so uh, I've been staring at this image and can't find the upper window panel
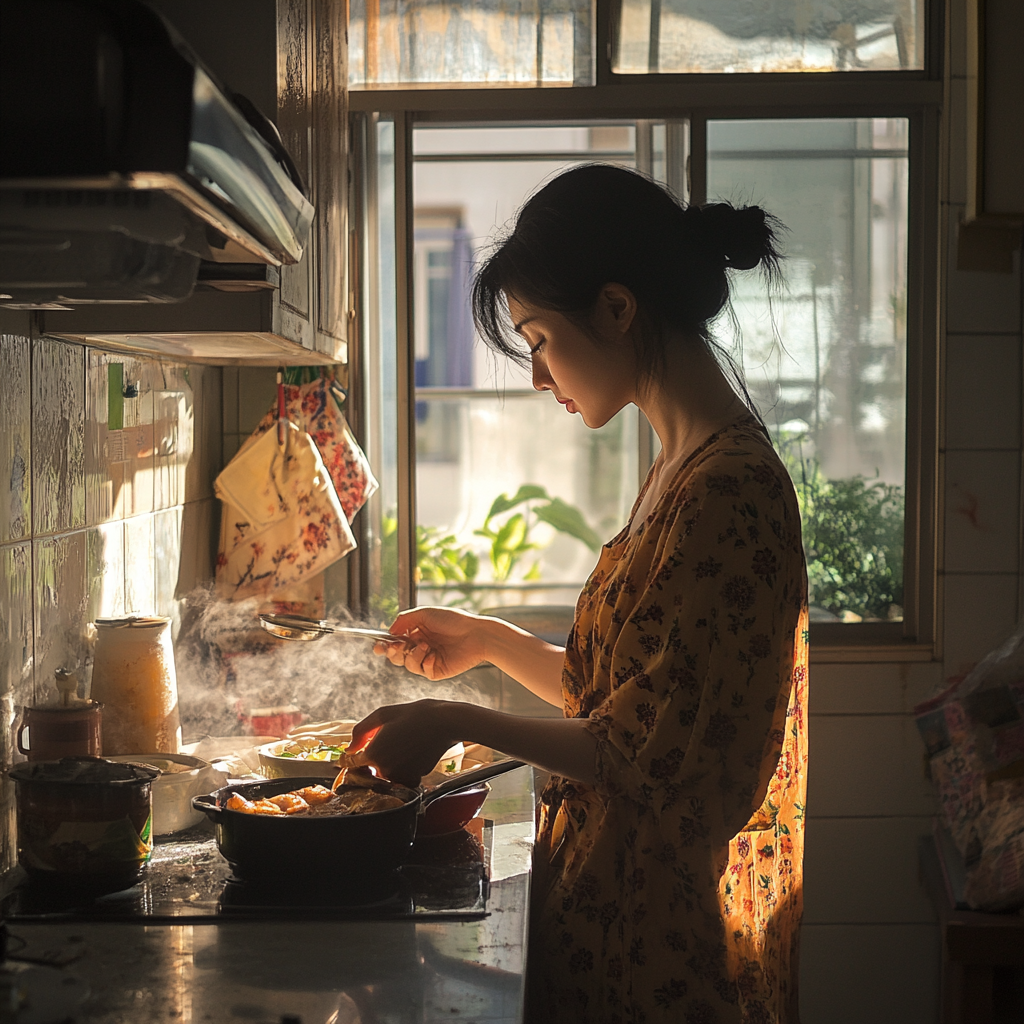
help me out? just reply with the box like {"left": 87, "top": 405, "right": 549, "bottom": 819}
{"left": 613, "top": 0, "right": 924, "bottom": 74}
{"left": 349, "top": 0, "right": 595, "bottom": 89}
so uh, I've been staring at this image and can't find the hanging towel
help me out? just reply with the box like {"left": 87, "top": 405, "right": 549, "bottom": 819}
{"left": 243, "top": 378, "right": 377, "bottom": 523}
{"left": 215, "top": 420, "right": 355, "bottom": 600}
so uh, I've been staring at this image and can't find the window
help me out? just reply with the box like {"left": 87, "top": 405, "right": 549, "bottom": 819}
{"left": 614, "top": 0, "right": 926, "bottom": 74}
{"left": 348, "top": 1, "right": 940, "bottom": 650}
{"left": 412, "top": 124, "right": 641, "bottom": 612}
{"left": 349, "top": 0, "right": 595, "bottom": 88}
{"left": 709, "top": 118, "right": 910, "bottom": 624}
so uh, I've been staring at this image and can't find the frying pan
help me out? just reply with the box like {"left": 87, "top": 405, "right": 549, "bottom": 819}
{"left": 258, "top": 613, "right": 410, "bottom": 644}
{"left": 191, "top": 759, "right": 525, "bottom": 881}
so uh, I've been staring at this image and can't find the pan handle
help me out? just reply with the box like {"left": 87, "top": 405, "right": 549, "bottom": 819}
{"left": 422, "top": 758, "right": 527, "bottom": 807}
{"left": 191, "top": 793, "right": 222, "bottom": 820}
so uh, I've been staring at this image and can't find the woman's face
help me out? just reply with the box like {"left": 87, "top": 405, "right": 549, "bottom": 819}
{"left": 508, "top": 288, "right": 638, "bottom": 429}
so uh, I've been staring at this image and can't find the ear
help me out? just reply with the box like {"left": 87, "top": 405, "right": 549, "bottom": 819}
{"left": 600, "top": 283, "right": 638, "bottom": 338}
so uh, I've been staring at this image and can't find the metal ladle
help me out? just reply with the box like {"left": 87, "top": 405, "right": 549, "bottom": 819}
{"left": 259, "top": 613, "right": 411, "bottom": 645}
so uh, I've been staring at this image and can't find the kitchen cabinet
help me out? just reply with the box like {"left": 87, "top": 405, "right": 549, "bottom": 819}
{"left": 40, "top": 0, "right": 350, "bottom": 366}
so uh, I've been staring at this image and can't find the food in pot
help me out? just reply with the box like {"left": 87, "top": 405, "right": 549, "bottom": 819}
{"left": 223, "top": 776, "right": 417, "bottom": 818}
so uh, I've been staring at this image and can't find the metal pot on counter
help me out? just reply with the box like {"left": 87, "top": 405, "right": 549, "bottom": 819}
{"left": 8, "top": 756, "right": 159, "bottom": 891}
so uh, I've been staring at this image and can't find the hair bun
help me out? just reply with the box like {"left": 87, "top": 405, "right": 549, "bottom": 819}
{"left": 696, "top": 203, "right": 777, "bottom": 271}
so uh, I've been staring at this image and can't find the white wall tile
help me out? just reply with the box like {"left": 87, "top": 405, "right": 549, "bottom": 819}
{"left": 0, "top": 542, "right": 33, "bottom": 709}
{"left": 222, "top": 433, "right": 243, "bottom": 464}
{"left": 808, "top": 662, "right": 943, "bottom": 715}
{"left": 123, "top": 514, "right": 156, "bottom": 615}
{"left": 945, "top": 206, "right": 1022, "bottom": 334}
{"left": 155, "top": 507, "right": 183, "bottom": 630}
{"left": 942, "top": 572, "right": 1020, "bottom": 676}
{"left": 177, "top": 499, "right": 217, "bottom": 598}
{"left": 86, "top": 522, "right": 125, "bottom": 622}
{"left": 943, "top": 450, "right": 1021, "bottom": 573}
{"left": 803, "top": 816, "right": 936, "bottom": 924}
{"left": 84, "top": 350, "right": 155, "bottom": 525}
{"left": 32, "top": 339, "right": 85, "bottom": 536}
{"left": 221, "top": 366, "right": 239, "bottom": 435}
{"left": 237, "top": 367, "right": 277, "bottom": 434}
{"left": 800, "top": 924, "right": 940, "bottom": 1024}
{"left": 0, "top": 334, "right": 31, "bottom": 544}
{"left": 945, "top": 333, "right": 1022, "bottom": 450}
{"left": 33, "top": 531, "right": 88, "bottom": 701}
{"left": 153, "top": 383, "right": 189, "bottom": 511}
{"left": 184, "top": 364, "right": 222, "bottom": 503}
{"left": 807, "top": 715, "right": 936, "bottom": 817}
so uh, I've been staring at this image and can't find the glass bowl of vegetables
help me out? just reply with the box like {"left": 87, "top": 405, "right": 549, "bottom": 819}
{"left": 257, "top": 733, "right": 466, "bottom": 780}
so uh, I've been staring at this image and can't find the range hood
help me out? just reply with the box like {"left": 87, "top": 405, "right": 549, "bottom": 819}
{"left": 0, "top": 0, "right": 315, "bottom": 309}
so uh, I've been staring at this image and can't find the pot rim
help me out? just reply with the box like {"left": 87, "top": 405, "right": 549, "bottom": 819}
{"left": 8, "top": 756, "right": 159, "bottom": 786}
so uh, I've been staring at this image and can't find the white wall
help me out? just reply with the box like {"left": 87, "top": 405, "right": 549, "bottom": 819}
{"left": 799, "top": 2, "right": 1023, "bottom": 1019}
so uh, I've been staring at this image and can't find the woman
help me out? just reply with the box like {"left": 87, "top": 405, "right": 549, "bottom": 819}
{"left": 355, "top": 164, "right": 809, "bottom": 1024}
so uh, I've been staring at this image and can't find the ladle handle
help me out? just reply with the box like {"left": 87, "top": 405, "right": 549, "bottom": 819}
{"left": 423, "top": 758, "right": 527, "bottom": 805}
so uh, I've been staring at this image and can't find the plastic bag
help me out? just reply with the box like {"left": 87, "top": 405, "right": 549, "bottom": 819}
{"left": 915, "top": 621, "right": 1024, "bottom": 911}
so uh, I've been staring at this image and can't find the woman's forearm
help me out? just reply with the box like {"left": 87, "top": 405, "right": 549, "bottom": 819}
{"left": 479, "top": 617, "right": 566, "bottom": 707}
{"left": 444, "top": 701, "right": 597, "bottom": 786}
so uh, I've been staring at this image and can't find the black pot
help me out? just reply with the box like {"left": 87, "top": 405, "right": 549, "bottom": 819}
{"left": 8, "top": 756, "right": 159, "bottom": 892}
{"left": 192, "top": 759, "right": 524, "bottom": 882}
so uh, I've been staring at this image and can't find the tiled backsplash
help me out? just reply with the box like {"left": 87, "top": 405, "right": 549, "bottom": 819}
{"left": 0, "top": 314, "right": 222, "bottom": 872}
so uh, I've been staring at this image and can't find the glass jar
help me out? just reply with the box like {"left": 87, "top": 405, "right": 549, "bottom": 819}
{"left": 89, "top": 616, "right": 182, "bottom": 754}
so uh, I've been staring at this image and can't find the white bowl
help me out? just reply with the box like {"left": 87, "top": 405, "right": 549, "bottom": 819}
{"left": 105, "top": 753, "right": 227, "bottom": 834}
{"left": 257, "top": 736, "right": 465, "bottom": 780}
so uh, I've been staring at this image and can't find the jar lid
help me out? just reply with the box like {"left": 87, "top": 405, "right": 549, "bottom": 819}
{"left": 94, "top": 616, "right": 170, "bottom": 630}
{"left": 8, "top": 756, "right": 159, "bottom": 785}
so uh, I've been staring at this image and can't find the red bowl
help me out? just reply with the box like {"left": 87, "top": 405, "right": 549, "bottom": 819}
{"left": 418, "top": 782, "right": 489, "bottom": 837}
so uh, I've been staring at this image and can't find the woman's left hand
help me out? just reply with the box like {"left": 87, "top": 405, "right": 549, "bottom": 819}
{"left": 350, "top": 699, "right": 457, "bottom": 787}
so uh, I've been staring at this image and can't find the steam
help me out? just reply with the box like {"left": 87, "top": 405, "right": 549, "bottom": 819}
{"left": 172, "top": 587, "right": 493, "bottom": 743}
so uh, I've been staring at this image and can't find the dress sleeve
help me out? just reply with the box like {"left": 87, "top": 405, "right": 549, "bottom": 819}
{"left": 584, "top": 455, "right": 804, "bottom": 841}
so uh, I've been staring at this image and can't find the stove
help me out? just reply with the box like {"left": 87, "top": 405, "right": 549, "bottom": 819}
{"left": 1, "top": 819, "right": 491, "bottom": 923}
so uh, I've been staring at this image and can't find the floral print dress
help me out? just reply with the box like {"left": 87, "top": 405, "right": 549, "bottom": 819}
{"left": 528, "top": 418, "right": 809, "bottom": 1024}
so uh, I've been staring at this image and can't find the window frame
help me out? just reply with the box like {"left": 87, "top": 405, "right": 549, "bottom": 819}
{"left": 346, "top": 1, "right": 942, "bottom": 659}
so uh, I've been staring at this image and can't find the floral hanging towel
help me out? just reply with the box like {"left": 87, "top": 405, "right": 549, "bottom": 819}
{"left": 245, "top": 378, "right": 377, "bottom": 523}
{"left": 215, "top": 421, "right": 356, "bottom": 600}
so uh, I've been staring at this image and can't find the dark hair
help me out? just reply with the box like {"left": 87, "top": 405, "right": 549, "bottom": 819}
{"left": 472, "top": 163, "right": 783, "bottom": 421}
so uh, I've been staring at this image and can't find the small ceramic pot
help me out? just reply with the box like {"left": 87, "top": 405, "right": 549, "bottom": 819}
{"left": 16, "top": 702, "right": 103, "bottom": 761}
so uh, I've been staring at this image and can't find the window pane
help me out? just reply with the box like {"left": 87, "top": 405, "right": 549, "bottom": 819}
{"left": 708, "top": 118, "right": 909, "bottom": 623}
{"left": 360, "top": 117, "right": 401, "bottom": 622}
{"left": 350, "top": 0, "right": 594, "bottom": 89}
{"left": 615, "top": 1, "right": 924, "bottom": 73}
{"left": 412, "top": 124, "right": 642, "bottom": 611}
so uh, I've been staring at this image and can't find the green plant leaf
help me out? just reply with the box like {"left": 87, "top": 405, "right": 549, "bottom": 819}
{"left": 487, "top": 484, "right": 549, "bottom": 519}
{"left": 494, "top": 513, "right": 528, "bottom": 554}
{"left": 534, "top": 498, "right": 602, "bottom": 551}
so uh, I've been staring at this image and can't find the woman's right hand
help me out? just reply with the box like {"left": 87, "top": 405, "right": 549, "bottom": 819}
{"left": 374, "top": 606, "right": 492, "bottom": 680}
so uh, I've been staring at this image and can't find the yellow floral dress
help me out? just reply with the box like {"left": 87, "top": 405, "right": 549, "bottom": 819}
{"left": 528, "top": 418, "right": 809, "bottom": 1024}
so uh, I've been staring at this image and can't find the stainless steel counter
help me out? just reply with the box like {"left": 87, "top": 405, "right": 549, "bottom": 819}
{"left": 4, "top": 766, "right": 535, "bottom": 1024}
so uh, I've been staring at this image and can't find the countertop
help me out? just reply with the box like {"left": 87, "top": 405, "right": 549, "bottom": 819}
{"left": 3, "top": 766, "right": 536, "bottom": 1024}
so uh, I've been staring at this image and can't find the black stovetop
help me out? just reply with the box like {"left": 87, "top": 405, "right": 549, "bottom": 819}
{"left": 1, "top": 819, "right": 491, "bottom": 923}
